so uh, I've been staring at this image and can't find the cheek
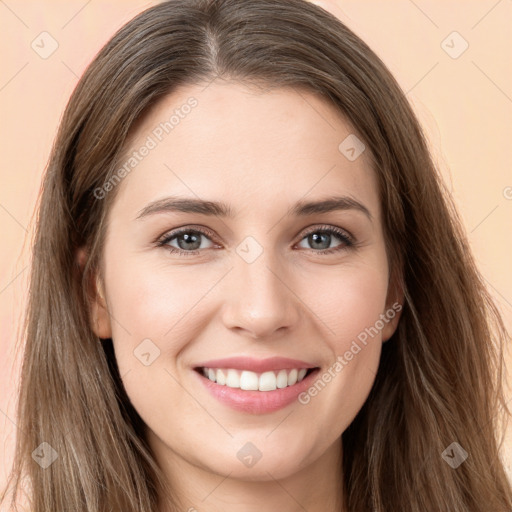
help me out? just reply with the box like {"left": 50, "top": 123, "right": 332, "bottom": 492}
{"left": 105, "top": 257, "right": 210, "bottom": 351}
{"left": 337, "top": 276, "right": 387, "bottom": 345}
{"left": 301, "top": 259, "right": 389, "bottom": 347}
{"left": 294, "top": 262, "right": 388, "bottom": 421}
{"left": 104, "top": 259, "right": 204, "bottom": 428}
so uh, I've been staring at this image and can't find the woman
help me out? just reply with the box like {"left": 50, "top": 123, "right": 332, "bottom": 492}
{"left": 2, "top": 0, "right": 511, "bottom": 510}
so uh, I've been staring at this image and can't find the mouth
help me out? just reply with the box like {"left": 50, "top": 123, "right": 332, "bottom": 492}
{"left": 193, "top": 366, "right": 319, "bottom": 392}
{"left": 192, "top": 363, "right": 321, "bottom": 414}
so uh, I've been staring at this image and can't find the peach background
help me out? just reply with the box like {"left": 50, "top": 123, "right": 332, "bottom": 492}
{"left": 1, "top": 0, "right": 511, "bottom": 500}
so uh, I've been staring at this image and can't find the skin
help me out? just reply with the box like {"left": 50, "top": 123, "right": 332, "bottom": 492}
{"left": 81, "top": 80, "right": 402, "bottom": 512}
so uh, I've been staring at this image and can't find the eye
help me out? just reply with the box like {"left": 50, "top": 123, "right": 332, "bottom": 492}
{"left": 296, "top": 225, "right": 354, "bottom": 255}
{"left": 156, "top": 226, "right": 218, "bottom": 256}
{"left": 156, "top": 224, "right": 355, "bottom": 257}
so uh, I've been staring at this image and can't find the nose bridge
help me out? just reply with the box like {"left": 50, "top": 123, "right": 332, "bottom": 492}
{"left": 221, "top": 238, "right": 300, "bottom": 338}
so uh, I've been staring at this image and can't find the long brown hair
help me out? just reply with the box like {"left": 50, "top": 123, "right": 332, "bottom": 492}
{"left": 2, "top": 0, "right": 511, "bottom": 510}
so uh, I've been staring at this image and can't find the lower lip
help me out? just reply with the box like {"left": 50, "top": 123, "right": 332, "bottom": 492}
{"left": 193, "top": 368, "right": 320, "bottom": 414}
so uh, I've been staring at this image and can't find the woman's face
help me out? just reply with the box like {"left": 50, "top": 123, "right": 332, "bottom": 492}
{"left": 88, "top": 80, "right": 400, "bottom": 483}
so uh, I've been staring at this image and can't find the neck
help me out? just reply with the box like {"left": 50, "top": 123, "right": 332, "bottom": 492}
{"left": 154, "top": 436, "right": 345, "bottom": 512}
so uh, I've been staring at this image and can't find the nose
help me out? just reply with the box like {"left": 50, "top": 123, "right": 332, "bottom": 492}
{"left": 220, "top": 249, "right": 301, "bottom": 340}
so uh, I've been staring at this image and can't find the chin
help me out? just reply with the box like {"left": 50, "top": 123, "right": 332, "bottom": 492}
{"left": 210, "top": 456, "right": 307, "bottom": 482}
{"left": 196, "top": 438, "right": 316, "bottom": 482}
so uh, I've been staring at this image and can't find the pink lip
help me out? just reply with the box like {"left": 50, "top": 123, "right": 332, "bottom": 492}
{"left": 193, "top": 356, "right": 317, "bottom": 373}
{"left": 192, "top": 365, "right": 321, "bottom": 415}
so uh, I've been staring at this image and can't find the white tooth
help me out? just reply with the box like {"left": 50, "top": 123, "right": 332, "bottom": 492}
{"left": 259, "top": 371, "right": 277, "bottom": 391}
{"left": 216, "top": 369, "right": 226, "bottom": 385}
{"left": 240, "top": 370, "right": 259, "bottom": 390}
{"left": 204, "top": 367, "right": 308, "bottom": 390}
{"left": 276, "top": 369, "right": 289, "bottom": 388}
{"left": 287, "top": 368, "right": 298, "bottom": 386}
{"left": 225, "top": 369, "right": 240, "bottom": 388}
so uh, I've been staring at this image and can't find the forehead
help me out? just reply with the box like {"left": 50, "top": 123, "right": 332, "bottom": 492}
{"left": 110, "top": 80, "right": 380, "bottom": 222}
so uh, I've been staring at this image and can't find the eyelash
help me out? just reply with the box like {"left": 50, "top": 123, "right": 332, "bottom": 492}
{"left": 155, "top": 224, "right": 356, "bottom": 257}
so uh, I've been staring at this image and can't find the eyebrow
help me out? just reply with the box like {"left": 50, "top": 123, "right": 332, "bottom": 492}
{"left": 135, "top": 195, "right": 372, "bottom": 221}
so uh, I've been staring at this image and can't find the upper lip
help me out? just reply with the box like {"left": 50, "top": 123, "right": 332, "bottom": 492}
{"left": 194, "top": 356, "right": 318, "bottom": 373}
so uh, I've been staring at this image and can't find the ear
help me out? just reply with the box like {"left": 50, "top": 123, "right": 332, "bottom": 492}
{"left": 381, "top": 269, "right": 404, "bottom": 343}
{"left": 76, "top": 247, "right": 112, "bottom": 339}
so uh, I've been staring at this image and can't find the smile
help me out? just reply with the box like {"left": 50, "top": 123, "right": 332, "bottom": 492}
{"left": 198, "top": 367, "right": 313, "bottom": 391}
{"left": 192, "top": 357, "right": 321, "bottom": 414}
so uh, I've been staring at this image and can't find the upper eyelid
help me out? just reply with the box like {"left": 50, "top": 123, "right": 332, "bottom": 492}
{"left": 156, "top": 225, "right": 218, "bottom": 245}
